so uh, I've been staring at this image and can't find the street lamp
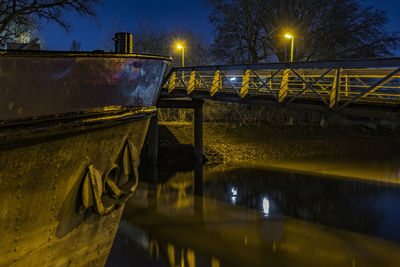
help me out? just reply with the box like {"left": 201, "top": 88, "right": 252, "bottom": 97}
{"left": 177, "top": 44, "right": 185, "bottom": 67}
{"left": 285, "top": 34, "right": 294, "bottom": 62}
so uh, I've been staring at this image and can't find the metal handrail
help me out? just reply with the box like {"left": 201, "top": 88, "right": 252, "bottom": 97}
{"left": 162, "top": 58, "right": 400, "bottom": 111}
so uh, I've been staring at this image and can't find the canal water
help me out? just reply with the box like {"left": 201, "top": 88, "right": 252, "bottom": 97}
{"left": 106, "top": 163, "right": 400, "bottom": 267}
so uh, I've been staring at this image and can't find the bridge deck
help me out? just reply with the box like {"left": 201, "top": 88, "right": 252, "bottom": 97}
{"left": 161, "top": 58, "right": 400, "bottom": 118}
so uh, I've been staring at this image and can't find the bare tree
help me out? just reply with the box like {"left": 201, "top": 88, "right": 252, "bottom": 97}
{"left": 205, "top": 0, "right": 267, "bottom": 64}
{"left": 260, "top": 0, "right": 400, "bottom": 61}
{"left": 206, "top": 0, "right": 399, "bottom": 63}
{"left": 130, "top": 21, "right": 212, "bottom": 67}
{"left": 69, "top": 39, "right": 81, "bottom": 51}
{"left": 131, "top": 21, "right": 169, "bottom": 55}
{"left": 0, "top": 0, "right": 100, "bottom": 46}
{"left": 166, "top": 28, "right": 212, "bottom": 67}
{"left": 260, "top": 0, "right": 328, "bottom": 61}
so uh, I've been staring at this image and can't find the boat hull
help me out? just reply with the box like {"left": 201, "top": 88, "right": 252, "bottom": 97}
{"left": 0, "top": 51, "right": 170, "bottom": 122}
{"left": 0, "top": 108, "right": 154, "bottom": 266}
{"left": 0, "top": 50, "right": 170, "bottom": 265}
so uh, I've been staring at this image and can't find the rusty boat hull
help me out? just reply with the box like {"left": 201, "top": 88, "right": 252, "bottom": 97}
{"left": 0, "top": 51, "right": 170, "bottom": 266}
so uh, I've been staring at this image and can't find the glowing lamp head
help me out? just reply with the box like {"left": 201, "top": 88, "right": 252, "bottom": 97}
{"left": 285, "top": 34, "right": 293, "bottom": 39}
{"left": 177, "top": 44, "right": 183, "bottom": 49}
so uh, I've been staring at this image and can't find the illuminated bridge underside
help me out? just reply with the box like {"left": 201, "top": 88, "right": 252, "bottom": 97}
{"left": 161, "top": 58, "right": 400, "bottom": 118}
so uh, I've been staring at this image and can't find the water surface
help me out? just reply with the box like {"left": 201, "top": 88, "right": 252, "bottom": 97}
{"left": 107, "top": 163, "right": 400, "bottom": 267}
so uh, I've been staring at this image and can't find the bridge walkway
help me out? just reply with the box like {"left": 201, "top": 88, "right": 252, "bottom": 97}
{"left": 160, "top": 58, "right": 400, "bottom": 119}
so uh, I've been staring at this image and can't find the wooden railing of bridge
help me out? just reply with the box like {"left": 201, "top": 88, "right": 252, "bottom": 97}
{"left": 160, "top": 58, "right": 400, "bottom": 118}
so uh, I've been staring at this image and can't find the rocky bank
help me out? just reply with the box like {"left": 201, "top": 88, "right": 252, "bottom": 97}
{"left": 142, "top": 121, "right": 400, "bottom": 168}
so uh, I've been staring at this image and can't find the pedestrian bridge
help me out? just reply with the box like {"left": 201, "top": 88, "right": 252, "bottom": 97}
{"left": 160, "top": 58, "right": 400, "bottom": 119}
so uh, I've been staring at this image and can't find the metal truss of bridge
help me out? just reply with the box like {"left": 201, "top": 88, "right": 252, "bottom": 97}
{"left": 160, "top": 58, "right": 400, "bottom": 118}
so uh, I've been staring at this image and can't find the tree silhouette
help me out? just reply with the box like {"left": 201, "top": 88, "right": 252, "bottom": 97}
{"left": 206, "top": 0, "right": 399, "bottom": 63}
{"left": 0, "top": 0, "right": 99, "bottom": 46}
{"left": 69, "top": 39, "right": 81, "bottom": 51}
{"left": 130, "top": 21, "right": 212, "bottom": 67}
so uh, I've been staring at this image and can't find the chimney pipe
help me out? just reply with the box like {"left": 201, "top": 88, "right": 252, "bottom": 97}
{"left": 113, "top": 32, "right": 133, "bottom": 54}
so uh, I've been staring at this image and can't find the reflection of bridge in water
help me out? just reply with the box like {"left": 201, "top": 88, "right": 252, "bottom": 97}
{"left": 108, "top": 164, "right": 400, "bottom": 267}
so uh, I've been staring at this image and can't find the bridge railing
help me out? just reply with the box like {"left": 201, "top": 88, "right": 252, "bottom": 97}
{"left": 162, "top": 58, "right": 400, "bottom": 110}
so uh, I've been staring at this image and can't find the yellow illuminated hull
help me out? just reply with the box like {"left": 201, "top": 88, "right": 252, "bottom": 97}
{"left": 0, "top": 108, "right": 153, "bottom": 266}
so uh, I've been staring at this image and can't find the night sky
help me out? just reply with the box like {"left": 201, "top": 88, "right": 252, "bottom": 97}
{"left": 40, "top": 0, "right": 400, "bottom": 55}
{"left": 40, "top": 0, "right": 212, "bottom": 51}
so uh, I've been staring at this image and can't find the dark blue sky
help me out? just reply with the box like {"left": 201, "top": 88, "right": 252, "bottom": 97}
{"left": 40, "top": 0, "right": 213, "bottom": 51}
{"left": 40, "top": 0, "right": 400, "bottom": 54}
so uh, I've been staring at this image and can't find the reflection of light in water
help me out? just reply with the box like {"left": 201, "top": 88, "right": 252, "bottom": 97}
{"left": 231, "top": 186, "right": 238, "bottom": 205}
{"left": 212, "top": 257, "right": 221, "bottom": 267}
{"left": 262, "top": 196, "right": 270, "bottom": 217}
{"left": 167, "top": 243, "right": 175, "bottom": 267}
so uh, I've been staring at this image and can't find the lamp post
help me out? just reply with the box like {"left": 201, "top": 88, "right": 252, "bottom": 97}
{"left": 177, "top": 44, "right": 185, "bottom": 67}
{"left": 285, "top": 34, "right": 294, "bottom": 62}
{"left": 176, "top": 44, "right": 185, "bottom": 82}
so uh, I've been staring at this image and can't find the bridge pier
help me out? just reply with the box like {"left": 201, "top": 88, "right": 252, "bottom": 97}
{"left": 194, "top": 101, "right": 203, "bottom": 163}
{"left": 147, "top": 99, "right": 204, "bottom": 164}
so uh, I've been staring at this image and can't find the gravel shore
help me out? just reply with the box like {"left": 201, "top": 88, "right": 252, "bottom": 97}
{"left": 147, "top": 122, "right": 400, "bottom": 168}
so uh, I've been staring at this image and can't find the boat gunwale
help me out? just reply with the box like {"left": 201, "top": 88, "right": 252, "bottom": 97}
{"left": 0, "top": 49, "right": 172, "bottom": 61}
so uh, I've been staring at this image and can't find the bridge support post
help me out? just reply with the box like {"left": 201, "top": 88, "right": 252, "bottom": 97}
{"left": 147, "top": 114, "right": 159, "bottom": 165}
{"left": 194, "top": 99, "right": 203, "bottom": 163}
{"left": 152, "top": 99, "right": 204, "bottom": 164}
